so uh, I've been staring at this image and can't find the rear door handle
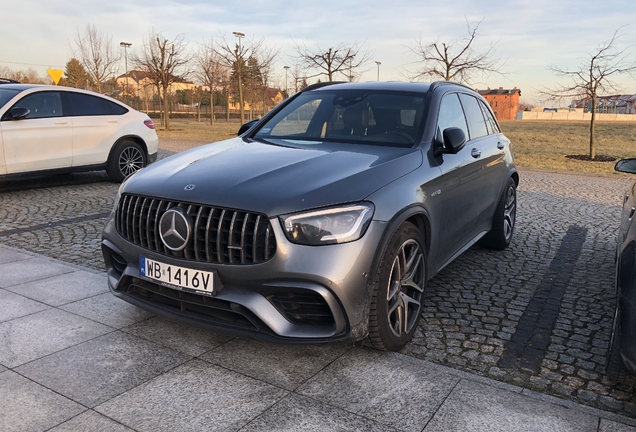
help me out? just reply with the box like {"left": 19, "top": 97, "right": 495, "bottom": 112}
{"left": 497, "top": 142, "right": 504, "bottom": 149}
{"left": 107, "top": 120, "right": 118, "bottom": 124}
{"left": 471, "top": 148, "right": 481, "bottom": 158}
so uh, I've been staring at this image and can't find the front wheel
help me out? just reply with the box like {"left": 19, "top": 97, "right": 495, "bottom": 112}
{"left": 479, "top": 177, "right": 516, "bottom": 250}
{"left": 368, "top": 222, "right": 427, "bottom": 352}
{"left": 606, "top": 298, "right": 627, "bottom": 382}
{"left": 107, "top": 141, "right": 147, "bottom": 182}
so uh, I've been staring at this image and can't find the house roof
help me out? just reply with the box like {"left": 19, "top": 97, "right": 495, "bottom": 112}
{"left": 116, "top": 69, "right": 194, "bottom": 85}
{"left": 477, "top": 87, "right": 521, "bottom": 96}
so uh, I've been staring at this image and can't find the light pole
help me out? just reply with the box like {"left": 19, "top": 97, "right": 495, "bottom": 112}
{"left": 233, "top": 31, "right": 245, "bottom": 124}
{"left": 375, "top": 61, "right": 381, "bottom": 81}
{"left": 284, "top": 66, "right": 289, "bottom": 98}
{"left": 120, "top": 42, "right": 132, "bottom": 100}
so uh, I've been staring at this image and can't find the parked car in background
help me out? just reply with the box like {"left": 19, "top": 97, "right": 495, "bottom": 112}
{"left": 0, "top": 84, "right": 158, "bottom": 182}
{"left": 102, "top": 81, "right": 518, "bottom": 351}
{"left": 607, "top": 158, "right": 636, "bottom": 380}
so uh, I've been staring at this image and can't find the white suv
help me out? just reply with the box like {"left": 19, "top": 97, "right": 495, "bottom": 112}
{"left": 0, "top": 84, "right": 158, "bottom": 182}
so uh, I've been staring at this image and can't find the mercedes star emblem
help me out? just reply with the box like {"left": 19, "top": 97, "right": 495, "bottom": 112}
{"left": 159, "top": 208, "right": 192, "bottom": 251}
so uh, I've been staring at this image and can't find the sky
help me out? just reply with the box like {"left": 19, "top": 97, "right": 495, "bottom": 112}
{"left": 2, "top": 0, "right": 636, "bottom": 105}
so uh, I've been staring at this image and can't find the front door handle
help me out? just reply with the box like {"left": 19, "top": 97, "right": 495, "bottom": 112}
{"left": 54, "top": 120, "right": 68, "bottom": 125}
{"left": 471, "top": 148, "right": 481, "bottom": 158}
{"left": 497, "top": 142, "right": 504, "bottom": 150}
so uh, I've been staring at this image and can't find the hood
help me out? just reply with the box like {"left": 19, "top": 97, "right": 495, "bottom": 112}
{"left": 124, "top": 137, "right": 423, "bottom": 216}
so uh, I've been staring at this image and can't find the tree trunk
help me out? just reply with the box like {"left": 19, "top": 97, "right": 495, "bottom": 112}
{"left": 210, "top": 88, "right": 215, "bottom": 125}
{"left": 226, "top": 91, "right": 230, "bottom": 122}
{"left": 163, "top": 85, "right": 170, "bottom": 131}
{"left": 589, "top": 97, "right": 596, "bottom": 159}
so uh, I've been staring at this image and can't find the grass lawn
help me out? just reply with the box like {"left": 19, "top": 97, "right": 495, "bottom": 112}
{"left": 155, "top": 119, "right": 241, "bottom": 142}
{"left": 157, "top": 119, "right": 636, "bottom": 175}
{"left": 500, "top": 121, "right": 636, "bottom": 175}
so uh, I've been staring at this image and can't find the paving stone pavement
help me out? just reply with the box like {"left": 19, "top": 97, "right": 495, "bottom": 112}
{"left": 1, "top": 138, "right": 636, "bottom": 424}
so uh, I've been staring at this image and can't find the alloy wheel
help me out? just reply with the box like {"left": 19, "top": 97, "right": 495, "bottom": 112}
{"left": 118, "top": 146, "right": 145, "bottom": 178}
{"left": 386, "top": 239, "right": 425, "bottom": 337}
{"left": 503, "top": 184, "right": 516, "bottom": 241}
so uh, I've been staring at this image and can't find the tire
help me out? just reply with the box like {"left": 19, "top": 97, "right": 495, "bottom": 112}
{"left": 606, "top": 297, "right": 627, "bottom": 382}
{"left": 368, "top": 222, "right": 427, "bottom": 352}
{"left": 107, "top": 141, "right": 147, "bottom": 183}
{"left": 479, "top": 177, "right": 516, "bottom": 250}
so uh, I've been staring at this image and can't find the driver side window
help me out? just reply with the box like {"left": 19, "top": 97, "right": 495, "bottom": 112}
{"left": 12, "top": 92, "right": 63, "bottom": 119}
{"left": 437, "top": 94, "right": 468, "bottom": 140}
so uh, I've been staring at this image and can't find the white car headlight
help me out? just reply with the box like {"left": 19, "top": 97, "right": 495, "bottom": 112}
{"left": 280, "top": 203, "right": 374, "bottom": 246}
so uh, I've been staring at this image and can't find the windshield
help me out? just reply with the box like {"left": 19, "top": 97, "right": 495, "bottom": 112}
{"left": 0, "top": 88, "right": 21, "bottom": 109}
{"left": 254, "top": 90, "right": 427, "bottom": 147}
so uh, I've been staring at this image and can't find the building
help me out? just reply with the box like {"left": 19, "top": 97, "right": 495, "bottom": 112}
{"left": 571, "top": 95, "right": 636, "bottom": 114}
{"left": 477, "top": 87, "right": 521, "bottom": 121}
{"left": 115, "top": 70, "right": 196, "bottom": 99}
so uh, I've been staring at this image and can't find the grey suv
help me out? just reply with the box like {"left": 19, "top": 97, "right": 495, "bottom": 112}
{"left": 101, "top": 81, "right": 518, "bottom": 351}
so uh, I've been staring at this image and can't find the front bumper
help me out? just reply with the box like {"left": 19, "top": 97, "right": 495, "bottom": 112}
{"left": 102, "top": 214, "right": 387, "bottom": 343}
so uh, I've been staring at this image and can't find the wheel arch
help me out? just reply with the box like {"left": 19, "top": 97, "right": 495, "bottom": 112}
{"left": 107, "top": 135, "right": 148, "bottom": 162}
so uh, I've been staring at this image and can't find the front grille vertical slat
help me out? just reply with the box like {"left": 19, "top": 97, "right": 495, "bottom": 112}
{"left": 228, "top": 212, "right": 238, "bottom": 264}
{"left": 240, "top": 213, "right": 249, "bottom": 264}
{"left": 154, "top": 200, "right": 165, "bottom": 254}
{"left": 205, "top": 208, "right": 216, "bottom": 262}
{"left": 138, "top": 198, "right": 148, "bottom": 248}
{"left": 264, "top": 225, "right": 271, "bottom": 261}
{"left": 216, "top": 210, "right": 226, "bottom": 264}
{"left": 146, "top": 199, "right": 156, "bottom": 250}
{"left": 116, "top": 194, "right": 275, "bottom": 265}
{"left": 125, "top": 195, "right": 135, "bottom": 240}
{"left": 252, "top": 215, "right": 261, "bottom": 264}
{"left": 194, "top": 207, "right": 204, "bottom": 261}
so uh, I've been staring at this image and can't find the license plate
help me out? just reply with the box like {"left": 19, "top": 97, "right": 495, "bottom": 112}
{"left": 140, "top": 256, "right": 215, "bottom": 295}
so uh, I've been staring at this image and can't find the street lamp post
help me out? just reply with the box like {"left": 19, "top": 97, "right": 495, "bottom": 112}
{"left": 375, "top": 61, "right": 381, "bottom": 81}
{"left": 233, "top": 31, "right": 245, "bottom": 124}
{"left": 284, "top": 66, "right": 289, "bottom": 98}
{"left": 120, "top": 42, "right": 132, "bottom": 100}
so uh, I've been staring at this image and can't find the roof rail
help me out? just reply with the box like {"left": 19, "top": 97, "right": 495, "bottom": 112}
{"left": 428, "top": 80, "right": 474, "bottom": 93}
{"left": 0, "top": 78, "right": 20, "bottom": 84}
{"left": 301, "top": 81, "right": 347, "bottom": 92}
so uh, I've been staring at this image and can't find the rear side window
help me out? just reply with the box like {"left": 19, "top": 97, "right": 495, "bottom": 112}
{"left": 67, "top": 92, "right": 128, "bottom": 116}
{"left": 479, "top": 100, "right": 500, "bottom": 134}
{"left": 458, "top": 94, "right": 488, "bottom": 139}
{"left": 12, "top": 91, "right": 63, "bottom": 119}
{"left": 437, "top": 93, "right": 468, "bottom": 139}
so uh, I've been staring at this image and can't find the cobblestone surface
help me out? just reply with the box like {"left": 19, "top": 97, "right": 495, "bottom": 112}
{"left": 0, "top": 141, "right": 635, "bottom": 417}
{"left": 405, "top": 170, "right": 636, "bottom": 417}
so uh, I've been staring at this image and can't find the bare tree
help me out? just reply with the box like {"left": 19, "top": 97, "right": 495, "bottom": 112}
{"left": 541, "top": 29, "right": 636, "bottom": 159}
{"left": 133, "top": 32, "right": 190, "bottom": 131}
{"left": 195, "top": 39, "right": 227, "bottom": 124}
{"left": 73, "top": 24, "right": 120, "bottom": 93}
{"left": 410, "top": 20, "right": 504, "bottom": 84}
{"left": 294, "top": 41, "right": 370, "bottom": 82}
{"left": 216, "top": 36, "right": 263, "bottom": 123}
{"left": 0, "top": 66, "right": 47, "bottom": 84}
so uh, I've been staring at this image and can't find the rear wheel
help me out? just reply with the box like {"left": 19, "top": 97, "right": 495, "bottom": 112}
{"left": 368, "top": 222, "right": 426, "bottom": 351}
{"left": 107, "top": 141, "right": 147, "bottom": 182}
{"left": 479, "top": 177, "right": 516, "bottom": 250}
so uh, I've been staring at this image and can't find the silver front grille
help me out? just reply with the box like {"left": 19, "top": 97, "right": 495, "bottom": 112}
{"left": 116, "top": 194, "right": 276, "bottom": 264}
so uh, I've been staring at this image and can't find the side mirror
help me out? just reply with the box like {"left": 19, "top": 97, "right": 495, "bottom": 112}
{"left": 615, "top": 159, "right": 636, "bottom": 174}
{"left": 436, "top": 127, "right": 467, "bottom": 156}
{"left": 10, "top": 107, "right": 30, "bottom": 120}
{"left": 238, "top": 119, "right": 259, "bottom": 136}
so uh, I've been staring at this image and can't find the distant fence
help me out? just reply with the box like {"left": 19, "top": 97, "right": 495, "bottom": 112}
{"left": 516, "top": 111, "right": 636, "bottom": 121}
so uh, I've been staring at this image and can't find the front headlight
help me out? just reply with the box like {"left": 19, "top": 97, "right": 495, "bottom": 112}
{"left": 280, "top": 203, "right": 375, "bottom": 246}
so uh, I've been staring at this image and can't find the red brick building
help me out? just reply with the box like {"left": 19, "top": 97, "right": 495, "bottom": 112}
{"left": 477, "top": 87, "right": 521, "bottom": 121}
